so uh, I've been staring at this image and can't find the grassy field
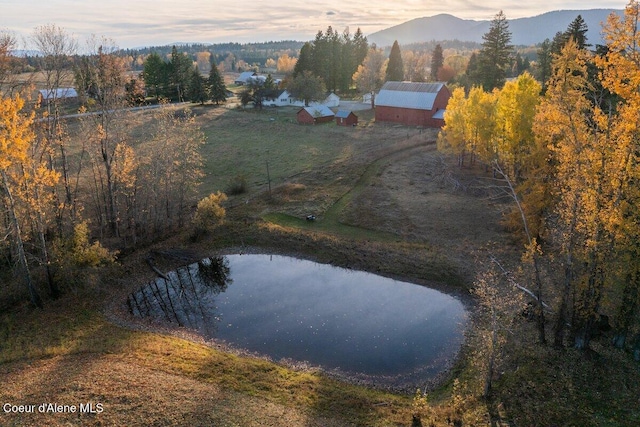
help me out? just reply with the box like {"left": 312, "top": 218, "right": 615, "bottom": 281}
{"left": 1, "top": 101, "right": 639, "bottom": 426}
{"left": 196, "top": 106, "right": 410, "bottom": 196}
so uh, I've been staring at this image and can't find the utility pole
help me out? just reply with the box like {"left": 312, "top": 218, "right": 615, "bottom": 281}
{"left": 266, "top": 160, "right": 272, "bottom": 197}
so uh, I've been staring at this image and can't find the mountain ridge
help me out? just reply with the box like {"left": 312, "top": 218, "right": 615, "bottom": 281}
{"left": 368, "top": 9, "right": 623, "bottom": 47}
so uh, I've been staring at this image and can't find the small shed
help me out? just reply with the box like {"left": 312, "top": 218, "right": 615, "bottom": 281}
{"left": 297, "top": 105, "right": 335, "bottom": 125}
{"left": 335, "top": 110, "right": 358, "bottom": 126}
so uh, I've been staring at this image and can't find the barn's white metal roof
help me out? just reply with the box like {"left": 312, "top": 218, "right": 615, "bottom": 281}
{"left": 302, "top": 105, "right": 334, "bottom": 118}
{"left": 38, "top": 87, "right": 78, "bottom": 100}
{"left": 235, "top": 71, "right": 257, "bottom": 82}
{"left": 375, "top": 81, "right": 445, "bottom": 110}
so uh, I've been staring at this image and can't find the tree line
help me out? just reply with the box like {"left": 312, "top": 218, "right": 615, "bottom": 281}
{"left": 439, "top": 3, "right": 640, "bottom": 359}
{"left": 122, "top": 40, "right": 305, "bottom": 71}
{"left": 292, "top": 26, "right": 369, "bottom": 93}
{"left": 141, "top": 46, "right": 227, "bottom": 104}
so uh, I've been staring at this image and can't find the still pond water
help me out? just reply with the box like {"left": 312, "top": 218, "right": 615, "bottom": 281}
{"left": 128, "top": 254, "right": 467, "bottom": 388}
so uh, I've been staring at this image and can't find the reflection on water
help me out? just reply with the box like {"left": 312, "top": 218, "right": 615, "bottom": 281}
{"left": 128, "top": 257, "right": 231, "bottom": 335}
{"left": 128, "top": 254, "right": 467, "bottom": 389}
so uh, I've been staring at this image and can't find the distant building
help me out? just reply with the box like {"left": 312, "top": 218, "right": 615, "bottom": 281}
{"left": 297, "top": 105, "right": 335, "bottom": 125}
{"left": 263, "top": 90, "right": 341, "bottom": 109}
{"left": 246, "top": 75, "right": 267, "bottom": 85}
{"left": 38, "top": 87, "right": 78, "bottom": 104}
{"left": 234, "top": 71, "right": 257, "bottom": 85}
{"left": 374, "top": 81, "right": 450, "bottom": 127}
{"left": 262, "top": 89, "right": 295, "bottom": 107}
{"left": 323, "top": 92, "right": 340, "bottom": 108}
{"left": 335, "top": 110, "right": 358, "bottom": 126}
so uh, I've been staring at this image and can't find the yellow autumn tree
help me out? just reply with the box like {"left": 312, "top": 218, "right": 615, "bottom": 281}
{"left": 0, "top": 94, "right": 51, "bottom": 307}
{"left": 534, "top": 37, "right": 620, "bottom": 349}
{"left": 465, "top": 86, "right": 497, "bottom": 166}
{"left": 193, "top": 191, "right": 227, "bottom": 236}
{"left": 277, "top": 54, "right": 297, "bottom": 74}
{"left": 595, "top": 0, "right": 640, "bottom": 349}
{"left": 534, "top": 39, "right": 589, "bottom": 347}
{"left": 438, "top": 87, "right": 468, "bottom": 165}
{"left": 493, "top": 72, "right": 541, "bottom": 182}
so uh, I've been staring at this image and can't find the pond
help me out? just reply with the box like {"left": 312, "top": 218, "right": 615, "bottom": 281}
{"left": 128, "top": 254, "right": 467, "bottom": 389}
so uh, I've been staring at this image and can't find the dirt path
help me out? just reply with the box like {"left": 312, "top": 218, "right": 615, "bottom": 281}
{"left": 263, "top": 137, "right": 438, "bottom": 241}
{"left": 261, "top": 131, "right": 512, "bottom": 282}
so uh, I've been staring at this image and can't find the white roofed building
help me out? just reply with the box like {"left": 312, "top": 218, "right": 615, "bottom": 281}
{"left": 234, "top": 71, "right": 257, "bottom": 85}
{"left": 38, "top": 87, "right": 78, "bottom": 104}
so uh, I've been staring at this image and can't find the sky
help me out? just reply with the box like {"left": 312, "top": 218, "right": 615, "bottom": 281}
{"left": 0, "top": 0, "right": 627, "bottom": 49}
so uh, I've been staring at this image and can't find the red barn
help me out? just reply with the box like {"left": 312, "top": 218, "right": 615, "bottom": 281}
{"left": 335, "top": 110, "right": 358, "bottom": 126}
{"left": 296, "top": 106, "right": 335, "bottom": 125}
{"left": 374, "top": 81, "right": 450, "bottom": 127}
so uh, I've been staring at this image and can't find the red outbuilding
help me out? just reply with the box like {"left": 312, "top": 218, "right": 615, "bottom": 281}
{"left": 296, "top": 105, "right": 335, "bottom": 125}
{"left": 335, "top": 110, "right": 358, "bottom": 126}
{"left": 374, "top": 81, "right": 450, "bottom": 127}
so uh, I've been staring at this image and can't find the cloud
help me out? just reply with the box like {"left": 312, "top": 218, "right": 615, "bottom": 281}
{"left": 1, "top": 0, "right": 625, "bottom": 48}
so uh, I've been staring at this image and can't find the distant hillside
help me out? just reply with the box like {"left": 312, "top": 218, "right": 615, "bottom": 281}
{"left": 368, "top": 9, "right": 622, "bottom": 47}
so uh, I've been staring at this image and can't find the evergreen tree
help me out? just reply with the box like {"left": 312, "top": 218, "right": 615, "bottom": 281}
{"left": 208, "top": 63, "right": 227, "bottom": 104}
{"left": 258, "top": 74, "right": 280, "bottom": 105}
{"left": 169, "top": 46, "right": 193, "bottom": 101}
{"left": 292, "top": 27, "right": 367, "bottom": 93}
{"left": 385, "top": 40, "right": 404, "bottom": 81}
{"left": 536, "top": 39, "right": 553, "bottom": 91}
{"left": 476, "top": 10, "right": 513, "bottom": 90}
{"left": 430, "top": 44, "right": 444, "bottom": 81}
{"left": 550, "top": 31, "right": 566, "bottom": 56}
{"left": 186, "top": 67, "right": 207, "bottom": 104}
{"left": 460, "top": 52, "right": 480, "bottom": 89}
{"left": 142, "top": 52, "right": 167, "bottom": 101}
{"left": 512, "top": 52, "right": 524, "bottom": 77}
{"left": 352, "top": 28, "right": 369, "bottom": 68}
{"left": 293, "top": 42, "right": 313, "bottom": 77}
{"left": 339, "top": 28, "right": 354, "bottom": 92}
{"left": 565, "top": 15, "right": 590, "bottom": 50}
{"left": 263, "top": 73, "right": 276, "bottom": 90}
{"left": 311, "top": 30, "right": 329, "bottom": 84}
{"left": 326, "top": 26, "right": 341, "bottom": 92}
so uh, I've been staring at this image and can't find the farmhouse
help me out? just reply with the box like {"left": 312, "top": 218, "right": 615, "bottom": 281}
{"left": 335, "top": 110, "right": 358, "bottom": 126}
{"left": 263, "top": 90, "right": 295, "bottom": 107}
{"left": 374, "top": 81, "right": 450, "bottom": 127}
{"left": 263, "top": 90, "right": 341, "bottom": 108}
{"left": 297, "top": 105, "right": 335, "bottom": 125}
